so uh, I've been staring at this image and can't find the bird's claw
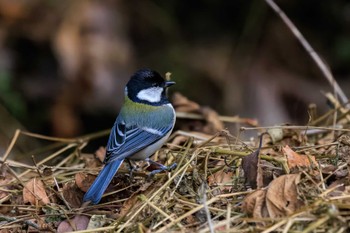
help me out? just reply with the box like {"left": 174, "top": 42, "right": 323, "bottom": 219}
{"left": 146, "top": 160, "right": 177, "bottom": 179}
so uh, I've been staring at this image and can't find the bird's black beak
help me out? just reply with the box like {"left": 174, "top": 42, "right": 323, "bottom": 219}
{"left": 164, "top": 81, "right": 176, "bottom": 88}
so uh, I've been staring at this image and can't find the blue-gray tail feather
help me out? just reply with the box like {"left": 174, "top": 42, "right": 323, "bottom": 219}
{"left": 83, "top": 159, "right": 124, "bottom": 204}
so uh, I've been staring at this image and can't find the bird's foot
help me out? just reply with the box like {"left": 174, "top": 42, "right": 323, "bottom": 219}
{"left": 145, "top": 158, "right": 177, "bottom": 178}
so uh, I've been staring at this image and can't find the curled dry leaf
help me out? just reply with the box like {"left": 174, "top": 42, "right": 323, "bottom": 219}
{"left": 242, "top": 149, "right": 259, "bottom": 189}
{"left": 242, "top": 174, "right": 303, "bottom": 218}
{"left": 283, "top": 145, "right": 317, "bottom": 171}
{"left": 23, "top": 178, "right": 50, "bottom": 205}
{"left": 241, "top": 133, "right": 266, "bottom": 189}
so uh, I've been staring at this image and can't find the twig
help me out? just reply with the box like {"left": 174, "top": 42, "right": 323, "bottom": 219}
{"left": 1, "top": 129, "right": 20, "bottom": 162}
{"left": 265, "top": 0, "right": 348, "bottom": 105}
{"left": 241, "top": 125, "right": 348, "bottom": 132}
{"left": 176, "top": 111, "right": 257, "bottom": 125}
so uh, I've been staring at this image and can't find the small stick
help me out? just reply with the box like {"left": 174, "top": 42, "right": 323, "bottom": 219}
{"left": 265, "top": 0, "right": 348, "bottom": 105}
{"left": 1, "top": 129, "right": 20, "bottom": 163}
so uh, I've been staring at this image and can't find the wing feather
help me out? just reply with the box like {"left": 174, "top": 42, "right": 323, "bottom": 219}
{"left": 104, "top": 115, "right": 172, "bottom": 163}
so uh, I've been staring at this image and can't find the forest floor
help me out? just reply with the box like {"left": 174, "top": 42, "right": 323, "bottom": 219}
{"left": 1, "top": 92, "right": 350, "bottom": 233}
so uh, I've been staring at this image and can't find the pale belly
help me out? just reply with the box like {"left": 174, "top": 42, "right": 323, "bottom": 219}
{"left": 128, "top": 130, "right": 172, "bottom": 160}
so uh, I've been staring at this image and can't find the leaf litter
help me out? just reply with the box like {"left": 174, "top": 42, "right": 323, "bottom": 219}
{"left": 1, "top": 93, "right": 350, "bottom": 232}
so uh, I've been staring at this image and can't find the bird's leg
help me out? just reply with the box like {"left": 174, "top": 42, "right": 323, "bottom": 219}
{"left": 126, "top": 159, "right": 137, "bottom": 180}
{"left": 145, "top": 158, "right": 177, "bottom": 177}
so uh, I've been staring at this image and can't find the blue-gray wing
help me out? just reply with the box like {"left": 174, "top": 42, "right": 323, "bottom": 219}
{"left": 104, "top": 116, "right": 172, "bottom": 163}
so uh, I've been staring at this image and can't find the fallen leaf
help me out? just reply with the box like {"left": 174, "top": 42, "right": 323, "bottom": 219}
{"left": 95, "top": 146, "right": 106, "bottom": 163}
{"left": 242, "top": 133, "right": 266, "bottom": 189}
{"left": 283, "top": 145, "right": 317, "bottom": 171}
{"left": 265, "top": 174, "right": 303, "bottom": 218}
{"left": 75, "top": 172, "right": 96, "bottom": 192}
{"left": 23, "top": 178, "right": 50, "bottom": 205}
{"left": 241, "top": 189, "right": 268, "bottom": 218}
{"left": 207, "top": 161, "right": 234, "bottom": 192}
{"left": 242, "top": 174, "right": 304, "bottom": 218}
{"left": 62, "top": 181, "right": 84, "bottom": 208}
{"left": 242, "top": 148, "right": 259, "bottom": 189}
{"left": 57, "top": 215, "right": 90, "bottom": 233}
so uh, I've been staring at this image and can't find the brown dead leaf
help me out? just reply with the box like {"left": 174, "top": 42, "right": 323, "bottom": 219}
{"left": 242, "top": 133, "right": 266, "bottom": 189}
{"left": 265, "top": 174, "right": 303, "bottom": 218}
{"left": 57, "top": 215, "right": 90, "bottom": 233}
{"left": 242, "top": 174, "right": 304, "bottom": 218}
{"left": 95, "top": 146, "right": 106, "bottom": 163}
{"left": 242, "top": 149, "right": 259, "bottom": 189}
{"left": 283, "top": 145, "right": 317, "bottom": 171}
{"left": 75, "top": 172, "right": 96, "bottom": 192}
{"left": 23, "top": 178, "right": 50, "bottom": 205}
{"left": 62, "top": 181, "right": 84, "bottom": 208}
{"left": 241, "top": 189, "right": 268, "bottom": 218}
{"left": 207, "top": 161, "right": 233, "bottom": 192}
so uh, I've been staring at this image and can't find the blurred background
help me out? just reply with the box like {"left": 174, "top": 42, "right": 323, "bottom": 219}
{"left": 0, "top": 0, "right": 350, "bottom": 155}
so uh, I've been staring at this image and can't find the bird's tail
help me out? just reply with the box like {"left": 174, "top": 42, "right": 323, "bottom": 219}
{"left": 83, "top": 159, "right": 124, "bottom": 204}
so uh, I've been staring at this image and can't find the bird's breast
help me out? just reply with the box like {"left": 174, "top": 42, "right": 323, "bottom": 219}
{"left": 128, "top": 129, "right": 173, "bottom": 160}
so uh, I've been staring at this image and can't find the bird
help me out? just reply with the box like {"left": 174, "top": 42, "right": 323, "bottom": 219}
{"left": 83, "top": 68, "right": 176, "bottom": 204}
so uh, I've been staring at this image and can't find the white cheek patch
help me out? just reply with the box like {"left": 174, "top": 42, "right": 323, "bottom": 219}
{"left": 136, "top": 87, "right": 163, "bottom": 103}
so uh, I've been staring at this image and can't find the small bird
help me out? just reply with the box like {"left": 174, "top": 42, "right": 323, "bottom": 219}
{"left": 83, "top": 68, "right": 176, "bottom": 204}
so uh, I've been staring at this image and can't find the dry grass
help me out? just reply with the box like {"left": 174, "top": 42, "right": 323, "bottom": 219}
{"left": 1, "top": 104, "right": 350, "bottom": 233}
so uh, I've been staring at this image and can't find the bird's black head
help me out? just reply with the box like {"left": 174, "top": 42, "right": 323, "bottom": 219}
{"left": 126, "top": 68, "right": 175, "bottom": 106}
